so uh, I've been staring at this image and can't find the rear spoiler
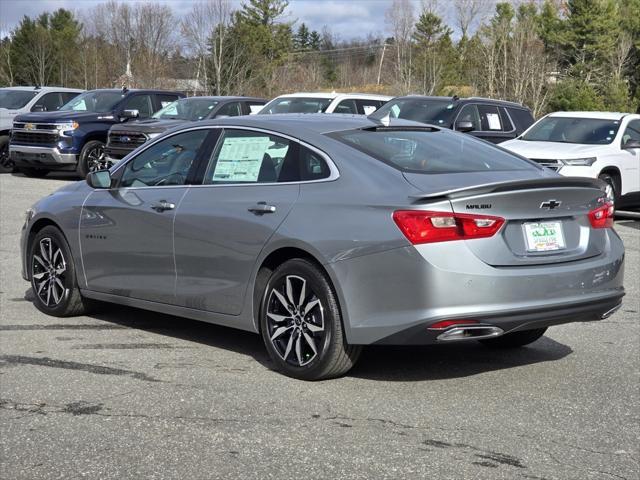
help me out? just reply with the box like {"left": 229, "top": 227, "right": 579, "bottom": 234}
{"left": 409, "top": 176, "right": 606, "bottom": 202}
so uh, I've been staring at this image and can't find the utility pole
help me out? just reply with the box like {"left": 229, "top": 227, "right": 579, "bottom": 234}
{"left": 377, "top": 43, "right": 387, "bottom": 85}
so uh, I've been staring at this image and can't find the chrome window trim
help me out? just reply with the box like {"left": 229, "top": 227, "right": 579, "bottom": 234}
{"left": 452, "top": 102, "right": 518, "bottom": 134}
{"left": 109, "top": 124, "right": 340, "bottom": 190}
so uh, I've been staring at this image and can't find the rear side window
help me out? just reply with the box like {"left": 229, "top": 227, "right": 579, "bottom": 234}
{"left": 477, "top": 105, "right": 502, "bottom": 131}
{"left": 508, "top": 108, "right": 535, "bottom": 131}
{"left": 356, "top": 99, "right": 385, "bottom": 115}
{"left": 329, "top": 128, "right": 535, "bottom": 174}
{"left": 334, "top": 99, "right": 358, "bottom": 114}
{"left": 499, "top": 107, "right": 514, "bottom": 131}
{"left": 61, "top": 92, "right": 81, "bottom": 104}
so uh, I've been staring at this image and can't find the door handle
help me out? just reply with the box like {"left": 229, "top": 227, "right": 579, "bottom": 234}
{"left": 248, "top": 202, "right": 276, "bottom": 215}
{"left": 150, "top": 200, "right": 176, "bottom": 212}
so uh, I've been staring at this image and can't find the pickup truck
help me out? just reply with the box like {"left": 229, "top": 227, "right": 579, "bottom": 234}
{"left": 10, "top": 88, "right": 184, "bottom": 178}
{"left": 0, "top": 86, "right": 83, "bottom": 173}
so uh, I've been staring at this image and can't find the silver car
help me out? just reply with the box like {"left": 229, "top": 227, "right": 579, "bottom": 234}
{"left": 20, "top": 114, "right": 625, "bottom": 380}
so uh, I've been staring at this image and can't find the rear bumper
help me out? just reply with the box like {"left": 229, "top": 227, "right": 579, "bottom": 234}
{"left": 328, "top": 229, "right": 625, "bottom": 345}
{"left": 10, "top": 145, "right": 77, "bottom": 169}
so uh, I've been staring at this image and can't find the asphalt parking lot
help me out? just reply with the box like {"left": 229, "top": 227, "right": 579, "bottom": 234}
{"left": 1, "top": 172, "right": 638, "bottom": 480}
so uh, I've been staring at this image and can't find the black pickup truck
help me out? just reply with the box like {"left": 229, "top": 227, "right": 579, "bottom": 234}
{"left": 105, "top": 96, "right": 266, "bottom": 163}
{"left": 10, "top": 88, "right": 184, "bottom": 177}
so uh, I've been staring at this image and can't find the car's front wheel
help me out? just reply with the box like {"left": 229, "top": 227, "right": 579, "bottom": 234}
{"left": 259, "top": 259, "right": 361, "bottom": 380}
{"left": 29, "top": 226, "right": 89, "bottom": 317}
{"left": 480, "top": 327, "right": 547, "bottom": 348}
{"left": 77, "top": 140, "right": 107, "bottom": 177}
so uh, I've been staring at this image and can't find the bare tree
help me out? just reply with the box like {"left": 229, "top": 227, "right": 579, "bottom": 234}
{"left": 454, "top": 0, "right": 488, "bottom": 38}
{"left": 386, "top": 0, "right": 415, "bottom": 93}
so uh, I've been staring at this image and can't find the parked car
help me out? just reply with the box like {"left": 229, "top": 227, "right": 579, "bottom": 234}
{"left": 501, "top": 112, "right": 640, "bottom": 208}
{"left": 0, "top": 86, "right": 83, "bottom": 173}
{"left": 10, "top": 88, "right": 184, "bottom": 178}
{"left": 105, "top": 96, "right": 266, "bottom": 164}
{"left": 371, "top": 95, "right": 535, "bottom": 144}
{"left": 21, "top": 114, "right": 624, "bottom": 380}
{"left": 258, "top": 92, "right": 391, "bottom": 115}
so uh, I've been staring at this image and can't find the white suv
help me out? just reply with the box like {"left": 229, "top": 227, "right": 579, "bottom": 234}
{"left": 258, "top": 92, "right": 391, "bottom": 116}
{"left": 0, "top": 86, "right": 83, "bottom": 172}
{"left": 501, "top": 112, "right": 640, "bottom": 208}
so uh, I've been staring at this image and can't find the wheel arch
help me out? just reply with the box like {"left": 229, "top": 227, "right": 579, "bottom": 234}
{"left": 26, "top": 217, "right": 71, "bottom": 279}
{"left": 598, "top": 166, "right": 622, "bottom": 194}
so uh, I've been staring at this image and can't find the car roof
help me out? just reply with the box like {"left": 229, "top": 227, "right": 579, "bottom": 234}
{"left": 181, "top": 96, "right": 266, "bottom": 102}
{"left": 0, "top": 86, "right": 83, "bottom": 92}
{"left": 547, "top": 111, "right": 631, "bottom": 120}
{"left": 84, "top": 88, "right": 183, "bottom": 95}
{"left": 274, "top": 92, "right": 392, "bottom": 101}
{"left": 197, "top": 113, "right": 431, "bottom": 136}
{"left": 395, "top": 95, "right": 527, "bottom": 109}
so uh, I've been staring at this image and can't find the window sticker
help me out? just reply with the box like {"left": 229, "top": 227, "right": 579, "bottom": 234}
{"left": 212, "top": 136, "right": 275, "bottom": 182}
{"left": 363, "top": 105, "right": 377, "bottom": 115}
{"left": 486, "top": 112, "right": 502, "bottom": 130}
{"left": 160, "top": 101, "right": 173, "bottom": 107}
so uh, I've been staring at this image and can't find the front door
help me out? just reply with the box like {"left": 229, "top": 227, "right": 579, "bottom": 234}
{"left": 79, "top": 128, "right": 210, "bottom": 303}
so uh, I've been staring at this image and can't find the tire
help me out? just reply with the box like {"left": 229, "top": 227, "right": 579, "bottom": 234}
{"left": 259, "top": 259, "right": 361, "bottom": 380}
{"left": 480, "top": 327, "right": 547, "bottom": 349}
{"left": 0, "top": 135, "right": 13, "bottom": 173}
{"left": 76, "top": 140, "right": 106, "bottom": 178}
{"left": 28, "top": 226, "right": 89, "bottom": 317}
{"left": 598, "top": 173, "right": 620, "bottom": 206}
{"left": 20, "top": 167, "right": 49, "bottom": 178}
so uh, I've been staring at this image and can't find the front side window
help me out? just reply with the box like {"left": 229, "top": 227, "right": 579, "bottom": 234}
{"left": 521, "top": 117, "right": 621, "bottom": 145}
{"left": 204, "top": 130, "right": 292, "bottom": 184}
{"left": 258, "top": 97, "right": 333, "bottom": 114}
{"left": 153, "top": 98, "right": 219, "bottom": 121}
{"left": 34, "top": 93, "right": 63, "bottom": 112}
{"left": 456, "top": 104, "right": 481, "bottom": 131}
{"left": 157, "top": 94, "right": 180, "bottom": 108}
{"left": 120, "top": 129, "right": 209, "bottom": 187}
{"left": 0, "top": 89, "right": 38, "bottom": 109}
{"left": 123, "top": 95, "right": 153, "bottom": 118}
{"left": 60, "top": 91, "right": 124, "bottom": 113}
{"left": 330, "top": 128, "right": 535, "bottom": 174}
{"left": 215, "top": 102, "right": 242, "bottom": 118}
{"left": 372, "top": 99, "right": 458, "bottom": 126}
{"left": 622, "top": 120, "right": 640, "bottom": 146}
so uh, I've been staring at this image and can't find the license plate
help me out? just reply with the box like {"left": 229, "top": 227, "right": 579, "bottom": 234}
{"left": 523, "top": 221, "right": 566, "bottom": 252}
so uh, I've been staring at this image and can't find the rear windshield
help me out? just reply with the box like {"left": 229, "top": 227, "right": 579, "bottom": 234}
{"left": 521, "top": 117, "right": 621, "bottom": 144}
{"left": 371, "top": 99, "right": 458, "bottom": 126}
{"left": 330, "top": 128, "right": 535, "bottom": 174}
{"left": 0, "top": 89, "right": 38, "bottom": 109}
{"left": 258, "top": 97, "right": 332, "bottom": 114}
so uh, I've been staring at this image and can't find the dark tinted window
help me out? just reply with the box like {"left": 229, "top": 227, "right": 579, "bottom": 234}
{"left": 508, "top": 108, "right": 535, "bottom": 131}
{"left": 204, "top": 130, "right": 292, "bottom": 184}
{"left": 330, "top": 128, "right": 534, "bottom": 174}
{"left": 334, "top": 99, "right": 358, "bottom": 114}
{"left": 34, "top": 93, "right": 62, "bottom": 112}
{"left": 372, "top": 99, "right": 457, "bottom": 126}
{"left": 124, "top": 94, "right": 153, "bottom": 118}
{"left": 120, "top": 129, "right": 209, "bottom": 187}
{"left": 521, "top": 117, "right": 621, "bottom": 144}
{"left": 499, "top": 107, "right": 514, "bottom": 131}
{"left": 61, "top": 92, "right": 81, "bottom": 104}
{"left": 356, "top": 99, "right": 385, "bottom": 115}
{"left": 0, "top": 89, "right": 38, "bottom": 109}
{"left": 299, "top": 146, "right": 331, "bottom": 181}
{"left": 477, "top": 105, "right": 503, "bottom": 131}
{"left": 622, "top": 120, "right": 640, "bottom": 145}
{"left": 216, "top": 102, "right": 243, "bottom": 117}
{"left": 456, "top": 104, "right": 480, "bottom": 130}
{"left": 60, "top": 91, "right": 124, "bottom": 112}
{"left": 259, "top": 97, "right": 332, "bottom": 114}
{"left": 157, "top": 94, "right": 181, "bottom": 109}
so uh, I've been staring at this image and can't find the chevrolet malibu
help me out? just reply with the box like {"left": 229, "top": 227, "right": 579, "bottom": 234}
{"left": 20, "top": 114, "right": 625, "bottom": 380}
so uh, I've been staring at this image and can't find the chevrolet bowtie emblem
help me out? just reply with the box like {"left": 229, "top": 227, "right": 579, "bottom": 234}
{"left": 540, "top": 199, "right": 561, "bottom": 210}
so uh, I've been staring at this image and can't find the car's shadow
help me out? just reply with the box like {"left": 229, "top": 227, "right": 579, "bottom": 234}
{"left": 10, "top": 171, "right": 79, "bottom": 181}
{"left": 76, "top": 298, "right": 572, "bottom": 382}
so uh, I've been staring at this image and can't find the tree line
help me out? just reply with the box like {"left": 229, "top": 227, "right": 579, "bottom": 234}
{"left": 0, "top": 0, "right": 638, "bottom": 116}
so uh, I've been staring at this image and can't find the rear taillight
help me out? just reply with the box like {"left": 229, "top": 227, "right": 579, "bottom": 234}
{"left": 393, "top": 210, "right": 505, "bottom": 244}
{"left": 588, "top": 201, "right": 614, "bottom": 229}
{"left": 427, "top": 319, "right": 479, "bottom": 330}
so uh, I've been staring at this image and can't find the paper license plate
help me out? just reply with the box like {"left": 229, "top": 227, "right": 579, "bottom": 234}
{"left": 523, "top": 221, "right": 566, "bottom": 252}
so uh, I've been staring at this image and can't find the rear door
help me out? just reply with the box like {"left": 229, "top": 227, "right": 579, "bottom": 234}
{"left": 80, "top": 128, "right": 211, "bottom": 302}
{"left": 173, "top": 128, "right": 300, "bottom": 315}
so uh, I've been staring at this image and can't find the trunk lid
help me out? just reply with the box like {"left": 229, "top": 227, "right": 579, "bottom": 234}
{"left": 404, "top": 172, "right": 608, "bottom": 266}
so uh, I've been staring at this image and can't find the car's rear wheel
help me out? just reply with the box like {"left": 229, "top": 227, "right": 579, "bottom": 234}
{"left": 20, "top": 167, "right": 49, "bottom": 178}
{"left": 29, "top": 226, "right": 89, "bottom": 317}
{"left": 77, "top": 140, "right": 106, "bottom": 177}
{"left": 480, "top": 327, "right": 547, "bottom": 348}
{"left": 0, "top": 135, "right": 13, "bottom": 173}
{"left": 259, "top": 259, "right": 361, "bottom": 380}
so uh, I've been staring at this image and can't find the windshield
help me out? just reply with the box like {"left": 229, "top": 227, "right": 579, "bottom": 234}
{"left": 371, "top": 99, "right": 458, "bottom": 126}
{"left": 153, "top": 98, "right": 219, "bottom": 121}
{"left": 59, "top": 91, "right": 124, "bottom": 113}
{"left": 521, "top": 117, "right": 621, "bottom": 144}
{"left": 258, "top": 97, "right": 332, "bottom": 114}
{"left": 329, "top": 128, "right": 534, "bottom": 174}
{"left": 0, "top": 89, "right": 38, "bottom": 109}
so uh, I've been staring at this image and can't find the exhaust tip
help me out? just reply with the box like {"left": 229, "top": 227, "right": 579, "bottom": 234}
{"left": 436, "top": 325, "right": 504, "bottom": 342}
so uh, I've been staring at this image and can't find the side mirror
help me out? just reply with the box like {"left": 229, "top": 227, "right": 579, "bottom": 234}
{"left": 31, "top": 105, "right": 45, "bottom": 112}
{"left": 120, "top": 109, "right": 139, "bottom": 121}
{"left": 455, "top": 121, "right": 474, "bottom": 132}
{"left": 622, "top": 139, "right": 640, "bottom": 150}
{"left": 86, "top": 170, "right": 112, "bottom": 189}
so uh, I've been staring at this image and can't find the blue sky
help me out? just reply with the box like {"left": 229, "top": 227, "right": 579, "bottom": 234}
{"left": 0, "top": 0, "right": 459, "bottom": 40}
